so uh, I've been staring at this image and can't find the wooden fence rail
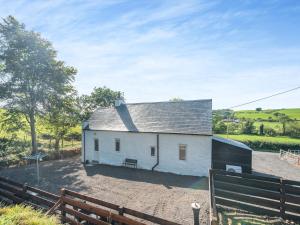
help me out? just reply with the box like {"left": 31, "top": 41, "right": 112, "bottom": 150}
{"left": 0, "top": 176, "right": 181, "bottom": 225}
{"left": 209, "top": 169, "right": 300, "bottom": 223}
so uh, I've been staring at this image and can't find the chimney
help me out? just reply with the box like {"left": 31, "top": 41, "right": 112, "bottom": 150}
{"left": 115, "top": 92, "right": 125, "bottom": 107}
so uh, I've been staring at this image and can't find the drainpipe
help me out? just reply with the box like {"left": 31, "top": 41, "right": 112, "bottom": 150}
{"left": 152, "top": 134, "right": 160, "bottom": 171}
{"left": 83, "top": 129, "right": 86, "bottom": 164}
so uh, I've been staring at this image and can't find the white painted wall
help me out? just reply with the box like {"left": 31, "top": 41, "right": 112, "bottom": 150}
{"left": 82, "top": 130, "right": 212, "bottom": 177}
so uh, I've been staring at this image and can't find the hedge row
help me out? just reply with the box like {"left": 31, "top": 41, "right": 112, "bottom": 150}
{"left": 243, "top": 141, "right": 300, "bottom": 152}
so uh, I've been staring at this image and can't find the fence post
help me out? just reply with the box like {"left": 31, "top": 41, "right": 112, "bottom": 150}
{"left": 209, "top": 170, "right": 218, "bottom": 225}
{"left": 60, "top": 188, "right": 66, "bottom": 223}
{"left": 22, "top": 183, "right": 28, "bottom": 193}
{"left": 191, "top": 203, "right": 200, "bottom": 225}
{"left": 118, "top": 206, "right": 125, "bottom": 225}
{"left": 280, "top": 178, "right": 286, "bottom": 220}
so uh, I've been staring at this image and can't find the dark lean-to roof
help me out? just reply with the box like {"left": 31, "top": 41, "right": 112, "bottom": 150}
{"left": 87, "top": 99, "right": 212, "bottom": 135}
{"left": 213, "top": 136, "right": 252, "bottom": 151}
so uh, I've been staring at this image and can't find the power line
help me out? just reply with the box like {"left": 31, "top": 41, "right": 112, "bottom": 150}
{"left": 228, "top": 86, "right": 300, "bottom": 109}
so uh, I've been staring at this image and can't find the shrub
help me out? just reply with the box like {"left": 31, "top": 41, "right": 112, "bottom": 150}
{"left": 243, "top": 141, "right": 299, "bottom": 152}
{"left": 214, "top": 121, "right": 227, "bottom": 134}
{"left": 264, "top": 127, "right": 278, "bottom": 137}
{"left": 0, "top": 205, "right": 60, "bottom": 225}
{"left": 241, "top": 120, "right": 255, "bottom": 134}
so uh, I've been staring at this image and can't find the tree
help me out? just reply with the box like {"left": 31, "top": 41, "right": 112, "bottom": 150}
{"left": 241, "top": 120, "right": 255, "bottom": 134}
{"left": 44, "top": 93, "right": 78, "bottom": 151}
{"left": 213, "top": 121, "right": 227, "bottom": 134}
{"left": 259, "top": 124, "right": 264, "bottom": 135}
{"left": 273, "top": 113, "right": 291, "bottom": 135}
{"left": 78, "top": 86, "right": 121, "bottom": 120}
{"left": 0, "top": 16, "right": 76, "bottom": 153}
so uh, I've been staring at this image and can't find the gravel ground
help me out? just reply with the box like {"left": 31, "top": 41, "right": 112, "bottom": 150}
{"left": 253, "top": 151, "right": 300, "bottom": 181}
{"left": 0, "top": 156, "right": 209, "bottom": 225}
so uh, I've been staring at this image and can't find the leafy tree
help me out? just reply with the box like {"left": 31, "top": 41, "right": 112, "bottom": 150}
{"left": 44, "top": 93, "right": 78, "bottom": 151}
{"left": 273, "top": 113, "right": 291, "bottom": 135}
{"left": 0, "top": 16, "right": 76, "bottom": 153}
{"left": 213, "top": 121, "right": 227, "bottom": 134}
{"left": 259, "top": 124, "right": 264, "bottom": 135}
{"left": 256, "top": 107, "right": 262, "bottom": 111}
{"left": 241, "top": 120, "right": 255, "bottom": 134}
{"left": 78, "top": 86, "right": 121, "bottom": 120}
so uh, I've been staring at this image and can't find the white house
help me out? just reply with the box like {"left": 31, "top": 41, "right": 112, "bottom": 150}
{"left": 82, "top": 99, "right": 212, "bottom": 176}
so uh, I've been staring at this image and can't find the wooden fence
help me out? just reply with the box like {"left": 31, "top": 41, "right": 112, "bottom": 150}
{"left": 209, "top": 169, "right": 300, "bottom": 223}
{"left": 0, "top": 176, "right": 181, "bottom": 225}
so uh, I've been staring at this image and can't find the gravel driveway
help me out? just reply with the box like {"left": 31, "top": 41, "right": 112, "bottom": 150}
{"left": 253, "top": 151, "right": 300, "bottom": 181}
{"left": 0, "top": 156, "right": 209, "bottom": 225}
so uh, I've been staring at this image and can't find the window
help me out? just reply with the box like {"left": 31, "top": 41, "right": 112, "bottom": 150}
{"left": 150, "top": 146, "right": 155, "bottom": 156}
{"left": 179, "top": 144, "right": 186, "bottom": 160}
{"left": 94, "top": 139, "right": 99, "bottom": 151}
{"left": 115, "top": 138, "right": 120, "bottom": 151}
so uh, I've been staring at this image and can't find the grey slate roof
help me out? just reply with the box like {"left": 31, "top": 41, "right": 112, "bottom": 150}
{"left": 213, "top": 136, "right": 252, "bottom": 151}
{"left": 87, "top": 99, "right": 212, "bottom": 135}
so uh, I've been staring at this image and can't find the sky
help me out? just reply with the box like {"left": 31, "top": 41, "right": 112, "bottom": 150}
{"left": 0, "top": 0, "right": 300, "bottom": 110}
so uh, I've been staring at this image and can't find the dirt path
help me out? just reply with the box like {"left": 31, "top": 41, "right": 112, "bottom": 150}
{"left": 253, "top": 151, "right": 300, "bottom": 181}
{"left": 0, "top": 156, "right": 209, "bottom": 225}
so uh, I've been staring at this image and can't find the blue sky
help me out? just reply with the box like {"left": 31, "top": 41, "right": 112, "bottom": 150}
{"left": 0, "top": 0, "right": 300, "bottom": 109}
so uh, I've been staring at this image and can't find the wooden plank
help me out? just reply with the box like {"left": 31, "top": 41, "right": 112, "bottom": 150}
{"left": 211, "top": 169, "right": 280, "bottom": 183}
{"left": 285, "top": 194, "right": 300, "bottom": 205}
{"left": 0, "top": 188, "right": 23, "bottom": 204}
{"left": 285, "top": 185, "right": 300, "bottom": 196}
{"left": 0, "top": 177, "right": 23, "bottom": 188}
{"left": 214, "top": 181, "right": 281, "bottom": 200}
{"left": 62, "top": 206, "right": 110, "bottom": 225}
{"left": 285, "top": 213, "right": 300, "bottom": 223}
{"left": 63, "top": 216, "right": 82, "bottom": 225}
{"left": 61, "top": 196, "right": 147, "bottom": 225}
{"left": 214, "top": 174, "right": 280, "bottom": 192}
{"left": 214, "top": 189, "right": 281, "bottom": 209}
{"left": 26, "top": 186, "right": 59, "bottom": 201}
{"left": 123, "top": 207, "right": 181, "bottom": 225}
{"left": 215, "top": 197, "right": 280, "bottom": 217}
{"left": 26, "top": 193, "right": 55, "bottom": 208}
{"left": 285, "top": 179, "right": 300, "bottom": 187}
{"left": 285, "top": 203, "right": 300, "bottom": 215}
{"left": 0, "top": 182, "right": 55, "bottom": 208}
{"left": 64, "top": 189, "right": 119, "bottom": 210}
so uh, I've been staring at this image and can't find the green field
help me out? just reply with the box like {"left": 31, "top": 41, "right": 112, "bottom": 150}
{"left": 218, "top": 134, "right": 300, "bottom": 145}
{"left": 234, "top": 108, "right": 300, "bottom": 121}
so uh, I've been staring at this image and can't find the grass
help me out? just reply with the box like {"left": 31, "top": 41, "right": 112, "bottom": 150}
{"left": 0, "top": 205, "right": 60, "bottom": 225}
{"left": 234, "top": 108, "right": 300, "bottom": 121}
{"left": 217, "top": 134, "right": 300, "bottom": 145}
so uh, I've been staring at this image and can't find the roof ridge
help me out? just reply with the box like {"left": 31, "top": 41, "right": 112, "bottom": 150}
{"left": 126, "top": 99, "right": 212, "bottom": 105}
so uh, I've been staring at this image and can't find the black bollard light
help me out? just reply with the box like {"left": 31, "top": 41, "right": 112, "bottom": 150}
{"left": 191, "top": 202, "right": 200, "bottom": 225}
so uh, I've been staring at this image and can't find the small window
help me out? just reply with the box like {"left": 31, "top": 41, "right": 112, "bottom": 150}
{"left": 179, "top": 144, "right": 186, "bottom": 160}
{"left": 94, "top": 139, "right": 99, "bottom": 151}
{"left": 115, "top": 138, "right": 120, "bottom": 151}
{"left": 150, "top": 146, "right": 155, "bottom": 156}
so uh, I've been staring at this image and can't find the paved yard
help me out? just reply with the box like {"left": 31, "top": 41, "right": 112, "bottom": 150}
{"left": 253, "top": 151, "right": 300, "bottom": 181}
{"left": 0, "top": 156, "right": 209, "bottom": 225}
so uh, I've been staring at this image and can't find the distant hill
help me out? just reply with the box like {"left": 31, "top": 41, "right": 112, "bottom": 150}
{"left": 234, "top": 108, "right": 300, "bottom": 121}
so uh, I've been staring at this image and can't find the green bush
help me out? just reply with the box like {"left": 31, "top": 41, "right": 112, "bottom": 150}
{"left": 0, "top": 205, "right": 60, "bottom": 225}
{"left": 243, "top": 140, "right": 299, "bottom": 152}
